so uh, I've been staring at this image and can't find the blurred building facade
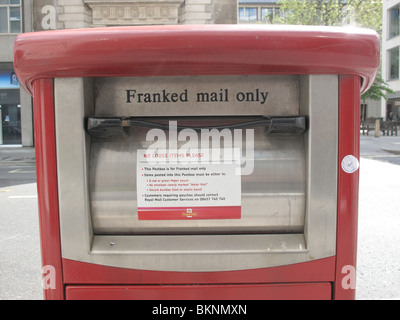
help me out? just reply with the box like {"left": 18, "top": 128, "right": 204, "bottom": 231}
{"left": 0, "top": 0, "right": 237, "bottom": 146}
{"left": 383, "top": 0, "right": 400, "bottom": 120}
{"left": 0, "top": 0, "right": 32, "bottom": 146}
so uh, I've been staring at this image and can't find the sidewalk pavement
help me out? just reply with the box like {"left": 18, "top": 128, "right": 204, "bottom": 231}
{"left": 360, "top": 134, "right": 400, "bottom": 156}
{"left": 0, "top": 146, "right": 35, "bottom": 164}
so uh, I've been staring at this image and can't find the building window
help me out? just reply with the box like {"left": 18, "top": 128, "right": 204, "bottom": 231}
{"left": 389, "top": 46, "right": 399, "bottom": 80}
{"left": 239, "top": 3, "right": 281, "bottom": 24}
{"left": 261, "top": 7, "right": 281, "bottom": 22}
{"left": 389, "top": 5, "right": 400, "bottom": 39}
{"left": 0, "top": 0, "right": 21, "bottom": 34}
{"left": 239, "top": 7, "right": 258, "bottom": 22}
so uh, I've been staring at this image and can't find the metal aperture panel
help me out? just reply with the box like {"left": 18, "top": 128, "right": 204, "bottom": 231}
{"left": 55, "top": 75, "right": 337, "bottom": 272}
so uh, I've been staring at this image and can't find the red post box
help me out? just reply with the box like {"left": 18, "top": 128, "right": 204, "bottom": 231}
{"left": 14, "top": 25, "right": 379, "bottom": 300}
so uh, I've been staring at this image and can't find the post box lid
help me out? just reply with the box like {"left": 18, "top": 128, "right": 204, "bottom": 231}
{"left": 14, "top": 24, "right": 380, "bottom": 95}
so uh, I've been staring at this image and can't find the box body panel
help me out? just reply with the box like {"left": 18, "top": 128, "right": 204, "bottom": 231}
{"left": 65, "top": 283, "right": 332, "bottom": 300}
{"left": 16, "top": 26, "right": 378, "bottom": 300}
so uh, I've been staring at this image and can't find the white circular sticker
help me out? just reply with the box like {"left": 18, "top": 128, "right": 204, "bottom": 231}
{"left": 341, "top": 155, "right": 359, "bottom": 174}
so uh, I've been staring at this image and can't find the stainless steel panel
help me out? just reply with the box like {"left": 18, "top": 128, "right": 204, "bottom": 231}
{"left": 94, "top": 75, "right": 300, "bottom": 117}
{"left": 89, "top": 234, "right": 308, "bottom": 272}
{"left": 89, "top": 124, "right": 306, "bottom": 235}
{"left": 56, "top": 75, "right": 338, "bottom": 272}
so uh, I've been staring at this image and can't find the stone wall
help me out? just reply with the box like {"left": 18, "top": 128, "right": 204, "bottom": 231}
{"left": 32, "top": 0, "right": 237, "bottom": 29}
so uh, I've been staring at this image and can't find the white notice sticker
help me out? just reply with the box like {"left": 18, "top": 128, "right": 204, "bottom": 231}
{"left": 137, "top": 149, "right": 242, "bottom": 220}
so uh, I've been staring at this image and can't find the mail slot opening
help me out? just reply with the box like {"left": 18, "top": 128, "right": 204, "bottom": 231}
{"left": 88, "top": 116, "right": 307, "bottom": 235}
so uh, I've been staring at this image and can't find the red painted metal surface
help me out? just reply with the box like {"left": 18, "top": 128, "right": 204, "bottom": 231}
{"left": 62, "top": 257, "right": 335, "bottom": 285}
{"left": 14, "top": 25, "right": 379, "bottom": 95}
{"left": 334, "top": 75, "right": 361, "bottom": 300}
{"left": 32, "top": 79, "right": 64, "bottom": 300}
{"left": 65, "top": 283, "right": 332, "bottom": 300}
